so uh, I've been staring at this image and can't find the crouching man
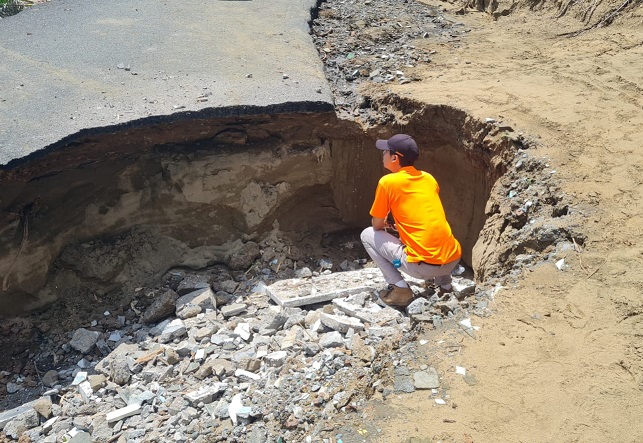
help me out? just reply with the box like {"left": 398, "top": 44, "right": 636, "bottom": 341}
{"left": 361, "top": 134, "right": 462, "bottom": 308}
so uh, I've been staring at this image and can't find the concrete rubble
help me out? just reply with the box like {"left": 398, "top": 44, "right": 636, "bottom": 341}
{"left": 1, "top": 257, "right": 480, "bottom": 442}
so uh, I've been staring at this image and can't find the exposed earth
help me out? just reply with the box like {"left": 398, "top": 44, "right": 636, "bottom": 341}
{"left": 352, "top": 0, "right": 643, "bottom": 441}
{"left": 1, "top": 0, "right": 643, "bottom": 442}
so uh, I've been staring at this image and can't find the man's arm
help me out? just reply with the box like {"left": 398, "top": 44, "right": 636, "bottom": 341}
{"left": 372, "top": 217, "right": 387, "bottom": 231}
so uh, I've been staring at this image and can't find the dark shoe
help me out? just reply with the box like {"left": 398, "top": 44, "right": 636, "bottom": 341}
{"left": 427, "top": 284, "right": 452, "bottom": 299}
{"left": 379, "top": 285, "right": 414, "bottom": 308}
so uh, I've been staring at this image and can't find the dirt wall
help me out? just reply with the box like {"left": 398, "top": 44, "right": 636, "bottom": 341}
{"left": 1, "top": 100, "right": 519, "bottom": 315}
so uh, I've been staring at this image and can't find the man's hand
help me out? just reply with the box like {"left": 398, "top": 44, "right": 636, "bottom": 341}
{"left": 372, "top": 217, "right": 396, "bottom": 232}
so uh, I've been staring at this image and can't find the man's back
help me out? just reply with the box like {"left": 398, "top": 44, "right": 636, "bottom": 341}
{"left": 371, "top": 166, "right": 461, "bottom": 265}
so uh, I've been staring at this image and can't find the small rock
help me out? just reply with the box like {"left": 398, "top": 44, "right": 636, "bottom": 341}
{"left": 33, "top": 396, "right": 53, "bottom": 419}
{"left": 319, "top": 331, "right": 344, "bottom": 348}
{"left": 221, "top": 303, "right": 247, "bottom": 318}
{"left": 41, "top": 370, "right": 58, "bottom": 387}
{"left": 142, "top": 288, "right": 179, "bottom": 324}
{"left": 6, "top": 382, "right": 21, "bottom": 394}
{"left": 263, "top": 350, "right": 288, "bottom": 367}
{"left": 110, "top": 356, "right": 131, "bottom": 386}
{"left": 69, "top": 328, "right": 100, "bottom": 354}
{"left": 227, "top": 241, "right": 260, "bottom": 270}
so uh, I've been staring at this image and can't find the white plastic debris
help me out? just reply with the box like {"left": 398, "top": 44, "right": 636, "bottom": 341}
{"left": 434, "top": 398, "right": 446, "bottom": 405}
{"left": 452, "top": 264, "right": 466, "bottom": 276}
{"left": 555, "top": 258, "right": 565, "bottom": 271}
{"left": 456, "top": 366, "right": 466, "bottom": 375}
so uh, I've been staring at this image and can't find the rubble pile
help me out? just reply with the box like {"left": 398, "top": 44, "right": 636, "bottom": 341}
{"left": 311, "top": 0, "right": 467, "bottom": 122}
{"left": 0, "top": 247, "right": 481, "bottom": 442}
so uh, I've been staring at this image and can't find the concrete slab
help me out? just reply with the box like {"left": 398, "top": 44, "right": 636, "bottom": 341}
{"left": 0, "top": 0, "right": 333, "bottom": 166}
{"left": 0, "top": 401, "right": 35, "bottom": 430}
{"left": 266, "top": 268, "right": 385, "bottom": 307}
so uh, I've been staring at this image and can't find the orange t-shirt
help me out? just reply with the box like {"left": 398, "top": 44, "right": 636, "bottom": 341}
{"left": 369, "top": 166, "right": 462, "bottom": 265}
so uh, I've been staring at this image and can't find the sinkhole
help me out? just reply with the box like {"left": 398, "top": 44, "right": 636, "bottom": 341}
{"left": 0, "top": 96, "right": 527, "bottom": 317}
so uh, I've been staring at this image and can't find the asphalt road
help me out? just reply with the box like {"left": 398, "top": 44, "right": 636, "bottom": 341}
{"left": 0, "top": 0, "right": 333, "bottom": 166}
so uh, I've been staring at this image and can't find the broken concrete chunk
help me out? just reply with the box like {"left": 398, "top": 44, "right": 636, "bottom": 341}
{"left": 42, "top": 416, "right": 58, "bottom": 434}
{"left": 70, "top": 328, "right": 100, "bottom": 354}
{"left": 176, "top": 287, "right": 214, "bottom": 318}
{"left": 280, "top": 326, "right": 302, "bottom": 350}
{"left": 267, "top": 268, "right": 379, "bottom": 307}
{"left": 243, "top": 357, "right": 262, "bottom": 372}
{"left": 332, "top": 297, "right": 395, "bottom": 324}
{"left": 452, "top": 277, "right": 476, "bottom": 295}
{"left": 71, "top": 371, "right": 87, "bottom": 386}
{"left": 219, "top": 279, "right": 238, "bottom": 293}
{"left": 406, "top": 298, "right": 433, "bottom": 315}
{"left": 221, "top": 303, "right": 247, "bottom": 318}
{"left": 263, "top": 350, "right": 288, "bottom": 367}
{"left": 176, "top": 304, "right": 202, "bottom": 319}
{"left": 2, "top": 407, "right": 38, "bottom": 438}
{"left": 88, "top": 374, "right": 107, "bottom": 391}
{"left": 78, "top": 381, "right": 94, "bottom": 403}
{"left": 106, "top": 404, "right": 141, "bottom": 423}
{"left": 176, "top": 274, "right": 210, "bottom": 295}
{"left": 257, "top": 311, "right": 288, "bottom": 333}
{"left": 234, "top": 322, "right": 251, "bottom": 341}
{"left": 160, "top": 319, "right": 187, "bottom": 341}
{"left": 208, "top": 358, "right": 237, "bottom": 379}
{"left": 319, "top": 331, "right": 344, "bottom": 348}
{"left": 320, "top": 312, "right": 364, "bottom": 333}
{"left": 0, "top": 401, "right": 35, "bottom": 432}
{"left": 303, "top": 342, "right": 321, "bottom": 356}
{"left": 110, "top": 356, "right": 131, "bottom": 386}
{"left": 185, "top": 384, "right": 226, "bottom": 406}
{"left": 42, "top": 370, "right": 59, "bottom": 387}
{"left": 33, "top": 396, "right": 53, "bottom": 419}
{"left": 413, "top": 367, "right": 440, "bottom": 389}
{"left": 349, "top": 335, "right": 376, "bottom": 362}
{"left": 295, "top": 267, "right": 312, "bottom": 278}
{"left": 227, "top": 241, "right": 260, "bottom": 270}
{"left": 141, "top": 288, "right": 179, "bottom": 324}
{"left": 235, "top": 368, "right": 261, "bottom": 381}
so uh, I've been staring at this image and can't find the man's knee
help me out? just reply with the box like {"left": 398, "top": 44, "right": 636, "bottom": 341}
{"left": 360, "top": 227, "right": 374, "bottom": 246}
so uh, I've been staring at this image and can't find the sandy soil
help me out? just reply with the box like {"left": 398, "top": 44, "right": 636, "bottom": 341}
{"left": 360, "top": 2, "right": 643, "bottom": 442}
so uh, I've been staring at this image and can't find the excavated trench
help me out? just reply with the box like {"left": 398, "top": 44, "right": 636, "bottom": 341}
{"left": 0, "top": 98, "right": 518, "bottom": 317}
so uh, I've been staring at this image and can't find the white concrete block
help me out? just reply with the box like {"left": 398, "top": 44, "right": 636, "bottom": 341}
{"left": 106, "top": 404, "right": 141, "bottom": 423}
{"left": 233, "top": 322, "right": 251, "bottom": 341}
{"left": 263, "top": 350, "right": 288, "bottom": 367}
{"left": 78, "top": 381, "right": 93, "bottom": 404}
{"left": 320, "top": 312, "right": 364, "bottom": 333}
{"left": 235, "top": 369, "right": 261, "bottom": 381}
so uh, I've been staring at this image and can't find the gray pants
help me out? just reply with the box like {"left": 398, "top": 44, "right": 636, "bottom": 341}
{"left": 360, "top": 227, "right": 460, "bottom": 288}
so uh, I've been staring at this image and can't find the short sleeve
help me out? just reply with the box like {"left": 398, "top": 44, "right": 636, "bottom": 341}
{"left": 369, "top": 181, "right": 389, "bottom": 219}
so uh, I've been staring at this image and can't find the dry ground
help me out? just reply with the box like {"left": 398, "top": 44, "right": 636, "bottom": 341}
{"left": 361, "top": 1, "right": 643, "bottom": 442}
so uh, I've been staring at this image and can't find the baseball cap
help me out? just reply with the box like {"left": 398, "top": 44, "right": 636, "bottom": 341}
{"left": 375, "top": 134, "right": 419, "bottom": 161}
